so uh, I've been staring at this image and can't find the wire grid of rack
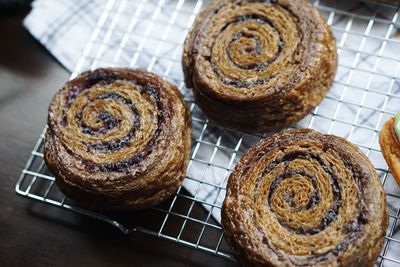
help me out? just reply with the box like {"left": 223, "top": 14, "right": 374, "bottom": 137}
{"left": 15, "top": 0, "right": 400, "bottom": 265}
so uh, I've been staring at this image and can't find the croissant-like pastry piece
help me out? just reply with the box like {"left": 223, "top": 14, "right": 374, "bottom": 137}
{"left": 380, "top": 114, "right": 400, "bottom": 187}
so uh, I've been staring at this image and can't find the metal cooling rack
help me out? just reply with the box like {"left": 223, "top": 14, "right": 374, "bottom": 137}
{"left": 15, "top": 0, "right": 400, "bottom": 266}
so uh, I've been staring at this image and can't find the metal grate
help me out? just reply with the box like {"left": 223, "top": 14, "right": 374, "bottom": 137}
{"left": 15, "top": 0, "right": 400, "bottom": 265}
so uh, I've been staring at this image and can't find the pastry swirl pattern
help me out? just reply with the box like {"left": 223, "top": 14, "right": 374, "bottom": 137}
{"left": 183, "top": 0, "right": 337, "bottom": 132}
{"left": 44, "top": 68, "right": 192, "bottom": 210}
{"left": 222, "top": 129, "right": 388, "bottom": 266}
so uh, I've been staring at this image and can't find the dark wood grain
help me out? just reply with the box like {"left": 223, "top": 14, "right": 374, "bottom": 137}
{"left": 0, "top": 10, "right": 239, "bottom": 267}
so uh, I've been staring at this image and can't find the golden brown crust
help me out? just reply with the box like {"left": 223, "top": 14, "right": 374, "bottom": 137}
{"left": 222, "top": 129, "right": 388, "bottom": 267}
{"left": 379, "top": 117, "right": 400, "bottom": 186}
{"left": 44, "top": 68, "right": 192, "bottom": 211}
{"left": 183, "top": 0, "right": 337, "bottom": 132}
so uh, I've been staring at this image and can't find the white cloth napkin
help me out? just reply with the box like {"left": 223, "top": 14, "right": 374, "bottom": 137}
{"left": 24, "top": 0, "right": 105, "bottom": 71}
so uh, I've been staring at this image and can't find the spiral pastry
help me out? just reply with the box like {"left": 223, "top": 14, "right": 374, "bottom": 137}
{"left": 44, "top": 68, "right": 192, "bottom": 210}
{"left": 183, "top": 0, "right": 337, "bottom": 132}
{"left": 222, "top": 129, "right": 388, "bottom": 266}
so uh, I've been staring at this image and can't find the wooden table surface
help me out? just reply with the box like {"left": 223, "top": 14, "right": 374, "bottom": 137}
{"left": 0, "top": 10, "right": 239, "bottom": 267}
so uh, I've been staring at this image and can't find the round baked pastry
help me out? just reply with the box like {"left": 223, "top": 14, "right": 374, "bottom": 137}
{"left": 183, "top": 0, "right": 337, "bottom": 132}
{"left": 222, "top": 129, "right": 388, "bottom": 266}
{"left": 380, "top": 113, "right": 400, "bottom": 186}
{"left": 44, "top": 68, "right": 192, "bottom": 210}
